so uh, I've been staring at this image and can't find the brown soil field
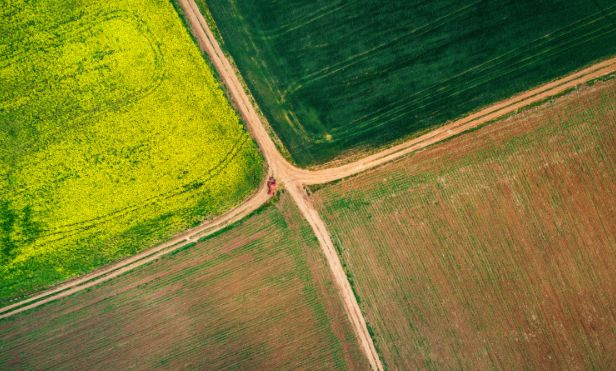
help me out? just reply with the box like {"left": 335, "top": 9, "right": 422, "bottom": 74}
{"left": 0, "top": 194, "right": 367, "bottom": 369}
{"left": 311, "top": 80, "right": 616, "bottom": 369}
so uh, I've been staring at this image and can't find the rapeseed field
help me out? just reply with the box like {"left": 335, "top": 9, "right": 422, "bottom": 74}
{"left": 0, "top": 0, "right": 263, "bottom": 303}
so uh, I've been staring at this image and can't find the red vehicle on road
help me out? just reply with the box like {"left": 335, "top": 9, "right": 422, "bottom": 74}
{"left": 267, "top": 176, "right": 277, "bottom": 196}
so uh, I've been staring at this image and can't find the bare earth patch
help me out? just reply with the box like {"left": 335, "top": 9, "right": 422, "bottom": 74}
{"left": 312, "top": 80, "right": 616, "bottom": 369}
{"left": 0, "top": 194, "right": 367, "bottom": 370}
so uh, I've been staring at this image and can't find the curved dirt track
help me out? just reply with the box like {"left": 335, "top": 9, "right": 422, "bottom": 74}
{"left": 2, "top": 0, "right": 616, "bottom": 369}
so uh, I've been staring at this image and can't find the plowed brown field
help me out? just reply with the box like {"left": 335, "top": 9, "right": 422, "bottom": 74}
{"left": 4, "top": 2, "right": 616, "bottom": 369}
{"left": 311, "top": 80, "right": 616, "bottom": 369}
{"left": 0, "top": 194, "right": 366, "bottom": 370}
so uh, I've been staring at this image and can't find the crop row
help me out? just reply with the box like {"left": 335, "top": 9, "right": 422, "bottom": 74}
{"left": 312, "top": 81, "right": 616, "bottom": 368}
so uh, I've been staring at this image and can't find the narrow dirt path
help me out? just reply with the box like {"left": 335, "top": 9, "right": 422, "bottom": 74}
{"left": 178, "top": 2, "right": 383, "bottom": 368}
{"left": 175, "top": 2, "right": 616, "bottom": 368}
{"left": 0, "top": 182, "right": 270, "bottom": 320}
{"left": 292, "top": 56, "right": 616, "bottom": 184}
{"left": 286, "top": 183, "right": 383, "bottom": 369}
{"left": 3, "top": 1, "right": 616, "bottom": 369}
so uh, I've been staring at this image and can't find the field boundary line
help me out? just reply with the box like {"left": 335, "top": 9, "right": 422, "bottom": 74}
{"left": 5, "top": 2, "right": 616, "bottom": 370}
{"left": 178, "top": 0, "right": 385, "bottom": 367}
{"left": 290, "top": 57, "right": 616, "bottom": 183}
{"left": 286, "top": 183, "right": 385, "bottom": 370}
{"left": 0, "top": 181, "right": 270, "bottom": 320}
{"left": 175, "top": 2, "right": 616, "bottom": 369}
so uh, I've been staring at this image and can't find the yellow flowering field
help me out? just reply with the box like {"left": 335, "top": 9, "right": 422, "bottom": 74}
{"left": 0, "top": 0, "right": 263, "bottom": 303}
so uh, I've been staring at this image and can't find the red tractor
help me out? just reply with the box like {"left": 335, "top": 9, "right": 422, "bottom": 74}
{"left": 267, "top": 176, "right": 277, "bottom": 196}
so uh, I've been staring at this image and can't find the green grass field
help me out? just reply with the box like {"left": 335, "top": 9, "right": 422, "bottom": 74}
{"left": 311, "top": 81, "right": 616, "bottom": 368}
{"left": 0, "top": 0, "right": 263, "bottom": 304}
{"left": 204, "top": 0, "right": 616, "bottom": 165}
{"left": 0, "top": 194, "right": 366, "bottom": 369}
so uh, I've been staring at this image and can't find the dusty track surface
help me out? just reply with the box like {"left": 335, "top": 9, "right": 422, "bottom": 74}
{"left": 2, "top": 0, "right": 616, "bottom": 368}
{"left": 178, "top": 2, "right": 383, "bottom": 368}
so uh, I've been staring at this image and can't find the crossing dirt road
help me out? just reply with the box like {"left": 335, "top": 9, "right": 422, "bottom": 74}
{"left": 3, "top": 1, "right": 616, "bottom": 369}
{"left": 176, "top": 2, "right": 616, "bottom": 368}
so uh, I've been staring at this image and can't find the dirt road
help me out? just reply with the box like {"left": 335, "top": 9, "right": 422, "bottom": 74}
{"left": 291, "top": 56, "right": 616, "bottom": 184}
{"left": 2, "top": 0, "right": 616, "bottom": 368}
{"left": 0, "top": 182, "right": 271, "bottom": 321}
{"left": 178, "top": 2, "right": 383, "bottom": 368}
{"left": 176, "top": 2, "right": 616, "bottom": 369}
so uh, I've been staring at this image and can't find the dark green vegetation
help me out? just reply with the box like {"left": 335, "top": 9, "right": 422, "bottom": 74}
{"left": 311, "top": 81, "right": 616, "bottom": 368}
{"left": 0, "top": 0, "right": 263, "bottom": 304}
{"left": 0, "top": 194, "right": 366, "bottom": 369}
{"left": 205, "top": 0, "right": 616, "bottom": 166}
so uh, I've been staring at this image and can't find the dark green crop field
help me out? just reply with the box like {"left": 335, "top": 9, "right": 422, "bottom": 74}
{"left": 205, "top": 0, "right": 616, "bottom": 166}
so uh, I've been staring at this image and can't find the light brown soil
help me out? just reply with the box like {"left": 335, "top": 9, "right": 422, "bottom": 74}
{"left": 311, "top": 80, "right": 616, "bottom": 368}
{"left": 174, "top": 2, "right": 616, "bottom": 369}
{"left": 4, "top": 1, "right": 616, "bottom": 369}
{"left": 0, "top": 194, "right": 367, "bottom": 370}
